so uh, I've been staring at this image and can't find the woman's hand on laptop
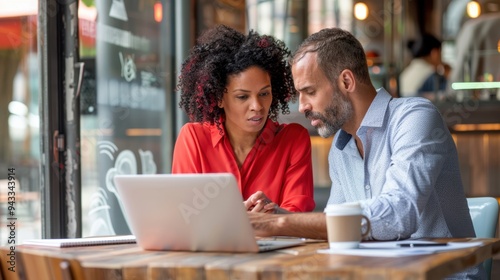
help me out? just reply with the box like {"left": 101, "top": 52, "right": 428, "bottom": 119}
{"left": 244, "top": 191, "right": 280, "bottom": 213}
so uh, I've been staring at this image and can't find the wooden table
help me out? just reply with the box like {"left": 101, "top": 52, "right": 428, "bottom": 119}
{"left": 1, "top": 238, "right": 499, "bottom": 280}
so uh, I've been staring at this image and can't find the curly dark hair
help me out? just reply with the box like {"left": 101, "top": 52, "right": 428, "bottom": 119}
{"left": 177, "top": 25, "right": 296, "bottom": 130}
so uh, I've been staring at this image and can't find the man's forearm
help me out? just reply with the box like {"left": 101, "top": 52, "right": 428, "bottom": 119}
{"left": 275, "top": 212, "right": 327, "bottom": 240}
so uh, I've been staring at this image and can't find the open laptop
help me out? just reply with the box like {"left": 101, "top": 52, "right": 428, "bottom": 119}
{"left": 113, "top": 173, "right": 304, "bottom": 253}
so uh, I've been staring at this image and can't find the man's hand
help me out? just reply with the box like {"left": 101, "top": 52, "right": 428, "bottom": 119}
{"left": 247, "top": 211, "right": 284, "bottom": 237}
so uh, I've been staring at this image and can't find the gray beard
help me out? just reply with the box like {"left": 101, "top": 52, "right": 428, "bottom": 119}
{"left": 317, "top": 120, "right": 338, "bottom": 138}
{"left": 317, "top": 99, "right": 353, "bottom": 138}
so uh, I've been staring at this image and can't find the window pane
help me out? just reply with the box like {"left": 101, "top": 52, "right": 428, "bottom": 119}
{"left": 0, "top": 10, "right": 41, "bottom": 245}
{"left": 80, "top": 0, "right": 173, "bottom": 236}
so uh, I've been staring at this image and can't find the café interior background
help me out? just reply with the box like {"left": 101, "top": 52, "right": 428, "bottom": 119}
{"left": 1, "top": 0, "right": 500, "bottom": 243}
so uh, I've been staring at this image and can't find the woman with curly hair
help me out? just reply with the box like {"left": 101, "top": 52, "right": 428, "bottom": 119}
{"left": 172, "top": 25, "right": 315, "bottom": 214}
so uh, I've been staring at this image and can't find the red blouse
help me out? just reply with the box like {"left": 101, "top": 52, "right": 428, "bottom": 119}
{"left": 172, "top": 119, "right": 315, "bottom": 212}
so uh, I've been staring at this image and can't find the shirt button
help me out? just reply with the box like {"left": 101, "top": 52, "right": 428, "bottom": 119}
{"left": 365, "top": 185, "right": 371, "bottom": 190}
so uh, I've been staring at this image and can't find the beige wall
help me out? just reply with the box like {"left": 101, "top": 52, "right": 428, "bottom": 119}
{"left": 455, "top": 133, "right": 500, "bottom": 197}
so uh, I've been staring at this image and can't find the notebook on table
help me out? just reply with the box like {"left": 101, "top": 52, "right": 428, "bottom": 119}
{"left": 22, "top": 235, "right": 136, "bottom": 248}
{"left": 113, "top": 173, "right": 304, "bottom": 253}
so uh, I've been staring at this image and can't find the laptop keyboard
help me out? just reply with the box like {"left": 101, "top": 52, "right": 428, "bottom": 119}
{"left": 256, "top": 240, "right": 304, "bottom": 252}
{"left": 258, "top": 241, "right": 277, "bottom": 251}
{"left": 258, "top": 242, "right": 274, "bottom": 248}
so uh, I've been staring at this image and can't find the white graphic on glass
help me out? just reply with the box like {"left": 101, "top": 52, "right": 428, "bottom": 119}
{"left": 139, "top": 149, "right": 156, "bottom": 174}
{"left": 89, "top": 146, "right": 157, "bottom": 235}
{"left": 88, "top": 189, "right": 116, "bottom": 236}
{"left": 109, "top": 0, "right": 128, "bottom": 21}
{"left": 119, "top": 52, "right": 136, "bottom": 82}
{"left": 97, "top": 141, "right": 118, "bottom": 161}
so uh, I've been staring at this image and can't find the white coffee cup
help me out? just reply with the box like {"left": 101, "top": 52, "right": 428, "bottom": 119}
{"left": 324, "top": 202, "right": 370, "bottom": 249}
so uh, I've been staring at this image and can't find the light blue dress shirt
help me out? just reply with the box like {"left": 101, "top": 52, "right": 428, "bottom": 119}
{"left": 327, "top": 88, "right": 475, "bottom": 239}
{"left": 326, "top": 88, "right": 484, "bottom": 278}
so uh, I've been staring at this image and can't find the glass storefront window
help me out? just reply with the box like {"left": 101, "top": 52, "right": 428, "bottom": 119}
{"left": 0, "top": 4, "right": 41, "bottom": 245}
{"left": 79, "top": 0, "right": 174, "bottom": 237}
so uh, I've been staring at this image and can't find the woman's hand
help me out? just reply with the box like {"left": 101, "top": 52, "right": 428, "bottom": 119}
{"left": 243, "top": 191, "right": 278, "bottom": 213}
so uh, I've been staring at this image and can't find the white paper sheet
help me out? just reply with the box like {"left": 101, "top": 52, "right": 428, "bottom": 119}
{"left": 317, "top": 240, "right": 483, "bottom": 257}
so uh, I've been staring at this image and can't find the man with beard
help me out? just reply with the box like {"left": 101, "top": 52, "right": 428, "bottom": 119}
{"left": 248, "top": 28, "right": 484, "bottom": 279}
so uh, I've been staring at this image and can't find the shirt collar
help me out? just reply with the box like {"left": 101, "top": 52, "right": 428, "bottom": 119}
{"left": 210, "top": 122, "right": 224, "bottom": 147}
{"left": 335, "top": 88, "right": 392, "bottom": 150}
{"left": 209, "top": 118, "right": 278, "bottom": 148}
{"left": 359, "top": 87, "right": 392, "bottom": 128}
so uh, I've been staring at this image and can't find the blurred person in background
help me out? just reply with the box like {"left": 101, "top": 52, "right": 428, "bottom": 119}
{"left": 399, "top": 33, "right": 450, "bottom": 99}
